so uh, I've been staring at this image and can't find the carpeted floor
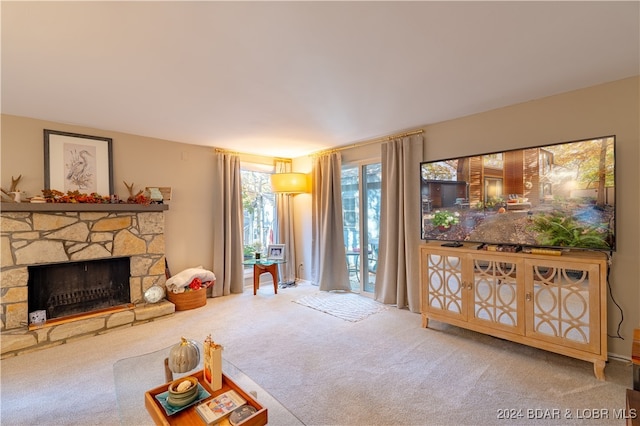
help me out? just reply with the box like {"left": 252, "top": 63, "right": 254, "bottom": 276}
{"left": 0, "top": 281, "right": 633, "bottom": 425}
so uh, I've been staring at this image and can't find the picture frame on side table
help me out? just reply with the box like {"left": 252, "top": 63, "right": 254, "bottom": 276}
{"left": 266, "top": 244, "right": 285, "bottom": 261}
{"left": 44, "top": 129, "right": 114, "bottom": 195}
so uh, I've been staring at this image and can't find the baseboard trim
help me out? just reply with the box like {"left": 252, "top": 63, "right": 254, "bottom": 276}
{"left": 608, "top": 352, "right": 631, "bottom": 363}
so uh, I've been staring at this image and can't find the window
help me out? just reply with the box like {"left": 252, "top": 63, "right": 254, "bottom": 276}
{"left": 241, "top": 166, "right": 275, "bottom": 259}
{"left": 483, "top": 153, "right": 504, "bottom": 169}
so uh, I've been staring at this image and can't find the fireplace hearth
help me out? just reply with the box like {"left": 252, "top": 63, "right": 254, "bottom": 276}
{"left": 28, "top": 257, "right": 131, "bottom": 321}
{"left": 1, "top": 203, "right": 175, "bottom": 358}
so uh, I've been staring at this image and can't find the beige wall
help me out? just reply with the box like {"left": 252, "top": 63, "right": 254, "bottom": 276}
{"left": 1, "top": 116, "right": 219, "bottom": 276}
{"left": 2, "top": 76, "right": 638, "bottom": 358}
{"left": 422, "top": 76, "right": 639, "bottom": 359}
{"left": 293, "top": 76, "right": 639, "bottom": 358}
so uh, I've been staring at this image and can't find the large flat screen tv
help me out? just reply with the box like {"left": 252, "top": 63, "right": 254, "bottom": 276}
{"left": 420, "top": 136, "right": 616, "bottom": 251}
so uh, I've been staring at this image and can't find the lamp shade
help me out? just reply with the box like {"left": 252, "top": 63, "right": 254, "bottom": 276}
{"left": 270, "top": 172, "right": 309, "bottom": 194}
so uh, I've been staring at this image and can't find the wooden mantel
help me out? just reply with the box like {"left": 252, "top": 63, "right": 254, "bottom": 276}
{"left": 1, "top": 202, "right": 168, "bottom": 212}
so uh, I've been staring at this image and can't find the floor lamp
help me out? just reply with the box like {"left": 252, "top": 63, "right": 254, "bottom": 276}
{"left": 270, "top": 172, "right": 309, "bottom": 287}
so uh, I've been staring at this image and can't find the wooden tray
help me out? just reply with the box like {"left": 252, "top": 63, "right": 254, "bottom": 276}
{"left": 145, "top": 370, "right": 267, "bottom": 426}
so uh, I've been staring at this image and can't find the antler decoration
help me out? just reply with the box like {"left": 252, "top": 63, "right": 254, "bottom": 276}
{"left": 123, "top": 180, "right": 143, "bottom": 202}
{"left": 123, "top": 181, "right": 135, "bottom": 198}
{"left": 10, "top": 175, "right": 22, "bottom": 192}
{"left": 1, "top": 175, "right": 23, "bottom": 202}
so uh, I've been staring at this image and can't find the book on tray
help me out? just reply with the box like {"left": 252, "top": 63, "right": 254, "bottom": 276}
{"left": 195, "top": 390, "right": 247, "bottom": 425}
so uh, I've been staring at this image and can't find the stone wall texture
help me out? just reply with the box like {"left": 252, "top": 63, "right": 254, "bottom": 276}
{"left": 0, "top": 208, "right": 174, "bottom": 357}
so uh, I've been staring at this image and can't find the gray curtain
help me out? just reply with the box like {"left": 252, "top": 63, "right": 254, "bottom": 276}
{"left": 274, "top": 160, "right": 297, "bottom": 284}
{"left": 374, "top": 134, "right": 424, "bottom": 311}
{"left": 211, "top": 151, "right": 244, "bottom": 296}
{"left": 311, "top": 152, "right": 351, "bottom": 291}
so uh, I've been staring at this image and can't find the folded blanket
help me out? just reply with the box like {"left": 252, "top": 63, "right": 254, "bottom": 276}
{"left": 166, "top": 267, "right": 216, "bottom": 293}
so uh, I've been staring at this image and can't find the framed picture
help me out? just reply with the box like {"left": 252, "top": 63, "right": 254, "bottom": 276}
{"left": 44, "top": 129, "right": 114, "bottom": 195}
{"left": 266, "top": 244, "right": 285, "bottom": 260}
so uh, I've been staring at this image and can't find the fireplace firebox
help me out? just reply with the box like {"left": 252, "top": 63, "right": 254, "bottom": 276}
{"left": 28, "top": 257, "right": 131, "bottom": 321}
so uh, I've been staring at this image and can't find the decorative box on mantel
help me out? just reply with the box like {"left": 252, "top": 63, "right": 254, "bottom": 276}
{"left": 0, "top": 202, "right": 172, "bottom": 358}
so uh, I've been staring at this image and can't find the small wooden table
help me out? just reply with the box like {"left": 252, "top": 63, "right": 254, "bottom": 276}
{"left": 632, "top": 328, "right": 640, "bottom": 385}
{"left": 243, "top": 259, "right": 285, "bottom": 295}
{"left": 145, "top": 369, "right": 267, "bottom": 426}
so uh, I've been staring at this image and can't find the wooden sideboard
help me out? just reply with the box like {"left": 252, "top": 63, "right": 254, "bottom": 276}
{"left": 419, "top": 241, "right": 608, "bottom": 380}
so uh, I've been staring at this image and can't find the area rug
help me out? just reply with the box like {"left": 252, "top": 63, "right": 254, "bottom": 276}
{"left": 293, "top": 291, "right": 387, "bottom": 322}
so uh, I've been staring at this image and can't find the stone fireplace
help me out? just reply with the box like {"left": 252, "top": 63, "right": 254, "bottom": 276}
{"left": 1, "top": 203, "right": 175, "bottom": 358}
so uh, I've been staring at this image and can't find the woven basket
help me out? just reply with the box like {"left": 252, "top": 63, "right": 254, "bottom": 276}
{"left": 167, "top": 288, "right": 207, "bottom": 311}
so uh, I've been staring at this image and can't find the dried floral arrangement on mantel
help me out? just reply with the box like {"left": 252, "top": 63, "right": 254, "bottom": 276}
{"left": 41, "top": 188, "right": 151, "bottom": 204}
{"left": 2, "top": 174, "right": 163, "bottom": 205}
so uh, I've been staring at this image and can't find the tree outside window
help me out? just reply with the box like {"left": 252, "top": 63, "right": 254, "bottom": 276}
{"left": 241, "top": 169, "right": 275, "bottom": 259}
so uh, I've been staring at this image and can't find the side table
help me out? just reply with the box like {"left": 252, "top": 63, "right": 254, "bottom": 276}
{"left": 242, "top": 259, "right": 285, "bottom": 295}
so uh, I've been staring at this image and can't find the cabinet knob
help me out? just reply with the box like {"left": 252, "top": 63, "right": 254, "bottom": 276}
{"left": 525, "top": 292, "right": 532, "bottom": 302}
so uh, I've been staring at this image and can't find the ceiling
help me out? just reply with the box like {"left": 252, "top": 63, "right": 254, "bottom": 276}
{"left": 2, "top": 2, "right": 638, "bottom": 158}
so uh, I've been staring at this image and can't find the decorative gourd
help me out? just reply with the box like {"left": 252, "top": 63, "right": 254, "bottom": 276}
{"left": 168, "top": 337, "right": 200, "bottom": 373}
{"left": 498, "top": 207, "right": 506, "bottom": 214}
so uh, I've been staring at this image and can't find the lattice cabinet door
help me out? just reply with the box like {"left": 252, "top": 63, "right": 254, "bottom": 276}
{"left": 524, "top": 258, "right": 601, "bottom": 354}
{"left": 422, "top": 252, "right": 466, "bottom": 322}
{"left": 467, "top": 255, "right": 525, "bottom": 336}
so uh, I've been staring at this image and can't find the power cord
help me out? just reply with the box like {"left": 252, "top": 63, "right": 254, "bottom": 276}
{"left": 605, "top": 251, "right": 624, "bottom": 340}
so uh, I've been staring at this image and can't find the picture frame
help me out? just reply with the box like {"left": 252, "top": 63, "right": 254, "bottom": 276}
{"left": 266, "top": 244, "right": 285, "bottom": 260}
{"left": 44, "top": 129, "right": 114, "bottom": 195}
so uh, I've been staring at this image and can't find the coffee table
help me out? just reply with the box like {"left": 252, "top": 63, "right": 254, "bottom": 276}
{"left": 114, "top": 344, "right": 303, "bottom": 425}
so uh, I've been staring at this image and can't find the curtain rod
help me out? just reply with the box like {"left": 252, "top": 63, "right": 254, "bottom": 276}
{"left": 314, "top": 129, "right": 424, "bottom": 156}
{"left": 214, "top": 148, "right": 293, "bottom": 162}
{"left": 215, "top": 128, "right": 424, "bottom": 158}
{"left": 214, "top": 148, "right": 240, "bottom": 155}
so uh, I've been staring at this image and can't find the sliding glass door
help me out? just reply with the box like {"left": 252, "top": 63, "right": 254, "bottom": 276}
{"left": 341, "top": 162, "right": 381, "bottom": 294}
